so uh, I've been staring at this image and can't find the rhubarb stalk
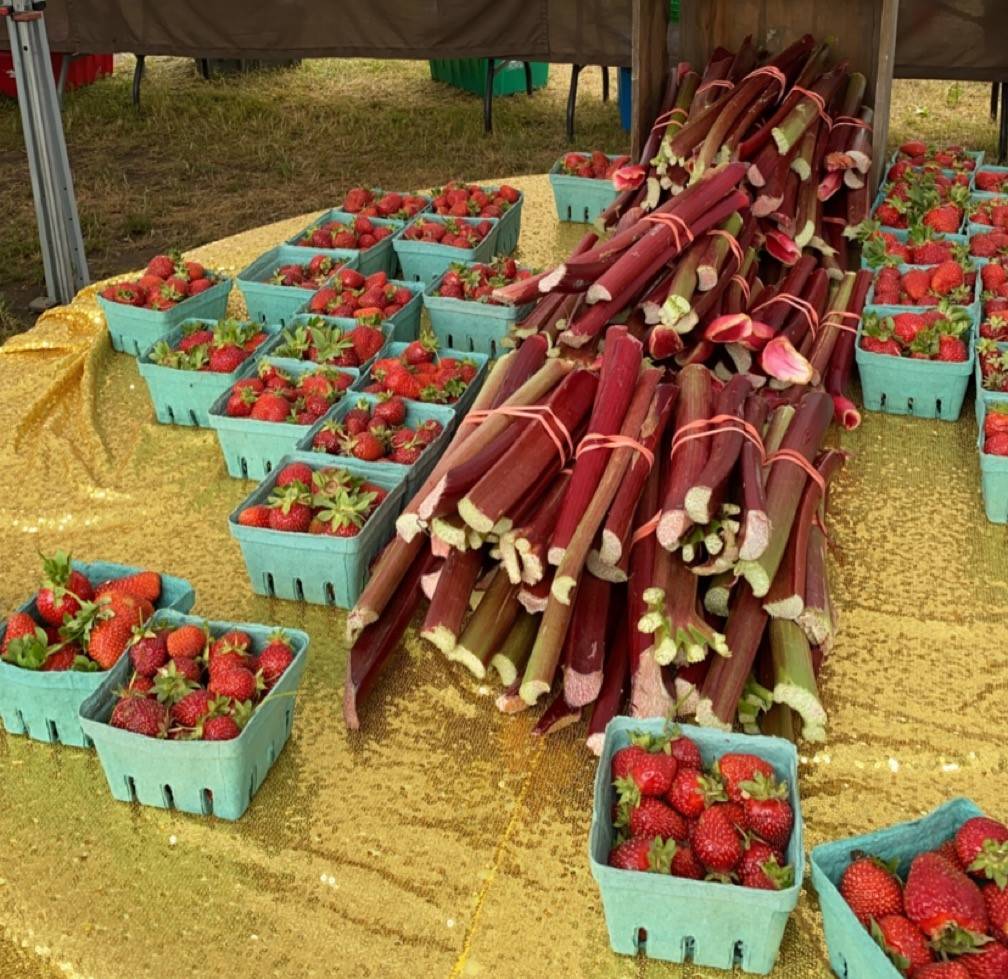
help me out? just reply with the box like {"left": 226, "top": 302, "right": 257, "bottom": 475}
{"left": 420, "top": 547, "right": 484, "bottom": 654}
{"left": 451, "top": 567, "right": 520, "bottom": 679}
{"left": 769, "top": 618, "right": 826, "bottom": 742}
{"left": 490, "top": 610, "right": 538, "bottom": 686}
{"left": 562, "top": 573, "right": 612, "bottom": 707}
{"left": 586, "top": 610, "right": 630, "bottom": 755}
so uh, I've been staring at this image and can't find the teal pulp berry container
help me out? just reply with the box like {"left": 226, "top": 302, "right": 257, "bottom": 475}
{"left": 855, "top": 305, "right": 976, "bottom": 421}
{"left": 78, "top": 609, "right": 309, "bottom": 821}
{"left": 589, "top": 718, "right": 803, "bottom": 974}
{"left": 285, "top": 208, "right": 404, "bottom": 277}
{"left": 227, "top": 452, "right": 406, "bottom": 607}
{"left": 294, "top": 276, "right": 426, "bottom": 344}
{"left": 98, "top": 275, "right": 233, "bottom": 356}
{"left": 428, "top": 58, "right": 548, "bottom": 97}
{"left": 548, "top": 154, "right": 622, "bottom": 223}
{"left": 356, "top": 341, "right": 490, "bottom": 423}
{"left": 0, "top": 560, "right": 196, "bottom": 748}
{"left": 236, "top": 244, "right": 359, "bottom": 328}
{"left": 859, "top": 228, "right": 969, "bottom": 271}
{"left": 136, "top": 320, "right": 280, "bottom": 428}
{"left": 207, "top": 357, "right": 360, "bottom": 481}
{"left": 266, "top": 313, "right": 391, "bottom": 375}
{"left": 976, "top": 400, "right": 1008, "bottom": 523}
{"left": 865, "top": 263, "right": 981, "bottom": 318}
{"left": 296, "top": 391, "right": 455, "bottom": 497}
{"left": 478, "top": 185, "right": 522, "bottom": 255}
{"left": 811, "top": 797, "right": 982, "bottom": 979}
{"left": 423, "top": 266, "right": 534, "bottom": 356}
{"left": 392, "top": 215, "right": 500, "bottom": 284}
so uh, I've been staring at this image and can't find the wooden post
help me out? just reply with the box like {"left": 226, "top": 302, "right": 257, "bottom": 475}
{"left": 872, "top": 0, "right": 898, "bottom": 192}
{"left": 631, "top": 0, "right": 668, "bottom": 159}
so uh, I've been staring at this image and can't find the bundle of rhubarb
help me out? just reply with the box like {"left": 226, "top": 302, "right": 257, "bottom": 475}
{"left": 342, "top": 34, "right": 873, "bottom": 745}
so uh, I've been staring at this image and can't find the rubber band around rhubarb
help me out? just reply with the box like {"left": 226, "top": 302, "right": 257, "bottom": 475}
{"left": 830, "top": 115, "right": 873, "bottom": 133}
{"left": 743, "top": 65, "right": 788, "bottom": 100}
{"left": 751, "top": 293, "right": 820, "bottom": 336}
{"left": 574, "top": 433, "right": 655, "bottom": 470}
{"left": 730, "top": 274, "right": 751, "bottom": 306}
{"left": 791, "top": 85, "right": 833, "bottom": 128}
{"left": 822, "top": 309, "right": 862, "bottom": 336}
{"left": 695, "top": 78, "right": 734, "bottom": 97}
{"left": 642, "top": 212, "right": 695, "bottom": 252}
{"left": 765, "top": 448, "right": 828, "bottom": 494}
{"left": 462, "top": 405, "right": 573, "bottom": 464}
{"left": 705, "top": 228, "right": 744, "bottom": 269}
{"left": 651, "top": 106, "right": 688, "bottom": 132}
{"left": 821, "top": 216, "right": 847, "bottom": 225}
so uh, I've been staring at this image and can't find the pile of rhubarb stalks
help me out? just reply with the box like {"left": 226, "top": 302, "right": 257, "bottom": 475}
{"left": 344, "top": 34, "right": 875, "bottom": 750}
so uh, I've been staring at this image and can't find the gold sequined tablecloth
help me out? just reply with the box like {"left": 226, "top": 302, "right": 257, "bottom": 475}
{"left": 1, "top": 175, "right": 1006, "bottom": 979}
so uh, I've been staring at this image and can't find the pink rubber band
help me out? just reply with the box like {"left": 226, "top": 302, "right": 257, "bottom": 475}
{"left": 575, "top": 433, "right": 655, "bottom": 471}
{"left": 752, "top": 293, "right": 820, "bottom": 336}
{"left": 463, "top": 404, "right": 574, "bottom": 463}
{"left": 831, "top": 115, "right": 873, "bottom": 133}
{"left": 706, "top": 228, "right": 745, "bottom": 269}
{"left": 696, "top": 78, "right": 734, "bottom": 97}
{"left": 643, "top": 212, "right": 695, "bottom": 252}
{"left": 730, "top": 274, "right": 751, "bottom": 306}
{"left": 651, "top": 106, "right": 688, "bottom": 132}
{"left": 631, "top": 511, "right": 660, "bottom": 545}
{"left": 792, "top": 85, "right": 833, "bottom": 128}
{"left": 744, "top": 65, "right": 788, "bottom": 99}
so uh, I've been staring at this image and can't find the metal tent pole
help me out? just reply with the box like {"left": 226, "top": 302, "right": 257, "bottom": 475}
{"left": 1, "top": 0, "right": 88, "bottom": 306}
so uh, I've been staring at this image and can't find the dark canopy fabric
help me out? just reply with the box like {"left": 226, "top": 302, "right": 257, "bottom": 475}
{"left": 895, "top": 0, "right": 1008, "bottom": 80}
{"left": 2, "top": 0, "right": 632, "bottom": 66}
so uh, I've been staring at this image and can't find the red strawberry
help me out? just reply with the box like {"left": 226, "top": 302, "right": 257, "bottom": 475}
{"left": 627, "top": 798, "right": 688, "bottom": 842}
{"left": 128, "top": 630, "right": 169, "bottom": 678}
{"left": 349, "top": 431, "right": 385, "bottom": 461}
{"left": 871, "top": 915, "right": 934, "bottom": 975}
{"left": 905, "top": 852, "right": 989, "bottom": 939}
{"left": 862, "top": 335, "right": 902, "bottom": 356}
{"left": 913, "top": 964, "right": 971, "bottom": 979}
{"left": 611, "top": 744, "right": 648, "bottom": 781}
{"left": 902, "top": 268, "right": 933, "bottom": 302}
{"left": 960, "top": 942, "right": 1008, "bottom": 978}
{"left": 982, "top": 882, "right": 1008, "bottom": 944}
{"left": 208, "top": 666, "right": 260, "bottom": 703}
{"left": 955, "top": 818, "right": 1008, "bottom": 888}
{"left": 275, "top": 462, "right": 315, "bottom": 488}
{"left": 739, "top": 773, "right": 794, "bottom": 851}
{"left": 608, "top": 836, "right": 675, "bottom": 873}
{"left": 146, "top": 254, "right": 176, "bottom": 279}
{"left": 250, "top": 392, "right": 291, "bottom": 422}
{"left": 87, "top": 615, "right": 137, "bottom": 670}
{"left": 2, "top": 611, "right": 40, "bottom": 655}
{"left": 983, "top": 264, "right": 1008, "bottom": 291}
{"left": 42, "top": 646, "right": 80, "bottom": 671}
{"left": 912, "top": 241, "right": 953, "bottom": 265}
{"left": 693, "top": 804, "right": 743, "bottom": 875}
{"left": 238, "top": 504, "right": 272, "bottom": 528}
{"left": 110, "top": 695, "right": 169, "bottom": 737}
{"left": 840, "top": 856, "right": 905, "bottom": 924}
{"left": 96, "top": 571, "right": 161, "bottom": 604}
{"left": 931, "top": 261, "right": 966, "bottom": 296}
{"left": 937, "top": 336, "right": 968, "bottom": 362}
{"left": 208, "top": 344, "right": 247, "bottom": 373}
{"left": 171, "top": 689, "right": 215, "bottom": 728}
{"left": 36, "top": 552, "right": 94, "bottom": 626}
{"left": 739, "top": 839, "right": 793, "bottom": 891}
{"left": 670, "top": 841, "right": 704, "bottom": 879}
{"left": 373, "top": 396, "right": 407, "bottom": 427}
{"left": 625, "top": 749, "right": 678, "bottom": 797}
{"left": 201, "top": 713, "right": 241, "bottom": 740}
{"left": 717, "top": 753, "right": 773, "bottom": 802}
{"left": 667, "top": 766, "right": 715, "bottom": 819}
{"left": 937, "top": 839, "right": 967, "bottom": 870}
{"left": 257, "top": 632, "right": 294, "bottom": 685}
{"left": 667, "top": 733, "right": 702, "bottom": 769}
{"left": 924, "top": 204, "right": 962, "bottom": 233}
{"left": 892, "top": 312, "right": 928, "bottom": 346}
{"left": 403, "top": 338, "right": 436, "bottom": 365}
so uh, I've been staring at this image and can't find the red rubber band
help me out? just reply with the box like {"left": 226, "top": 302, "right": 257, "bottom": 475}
{"left": 696, "top": 79, "right": 735, "bottom": 97}
{"left": 651, "top": 106, "right": 688, "bottom": 132}
{"left": 643, "top": 212, "right": 695, "bottom": 252}
{"left": 731, "top": 274, "right": 751, "bottom": 306}
{"left": 831, "top": 114, "right": 873, "bottom": 133}
{"left": 744, "top": 65, "right": 788, "bottom": 100}
{"left": 752, "top": 293, "right": 820, "bottom": 336}
{"left": 792, "top": 86, "right": 833, "bottom": 128}
{"left": 575, "top": 433, "right": 655, "bottom": 471}
{"left": 464, "top": 404, "right": 574, "bottom": 463}
{"left": 706, "top": 228, "right": 744, "bottom": 269}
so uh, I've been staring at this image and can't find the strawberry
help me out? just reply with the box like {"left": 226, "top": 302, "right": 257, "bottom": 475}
{"left": 840, "top": 856, "right": 905, "bottom": 924}
{"left": 275, "top": 462, "right": 315, "bottom": 488}
{"left": 667, "top": 766, "right": 717, "bottom": 818}
{"left": 739, "top": 773, "right": 794, "bottom": 851}
{"left": 626, "top": 798, "right": 688, "bottom": 842}
{"left": 903, "top": 268, "right": 933, "bottom": 302}
{"left": 238, "top": 504, "right": 272, "bottom": 528}
{"left": 128, "top": 629, "right": 169, "bottom": 677}
{"left": 982, "top": 882, "right": 1008, "bottom": 944}
{"left": 209, "top": 666, "right": 260, "bottom": 703}
{"left": 717, "top": 753, "right": 773, "bottom": 802}
{"left": 171, "top": 689, "right": 216, "bottom": 728}
{"left": 912, "top": 241, "right": 954, "bottom": 265}
{"left": 937, "top": 839, "right": 967, "bottom": 870}
{"left": 41, "top": 646, "right": 80, "bottom": 671}
{"left": 110, "top": 695, "right": 169, "bottom": 737}
{"left": 146, "top": 254, "right": 176, "bottom": 279}
{"left": 913, "top": 964, "right": 970, "bottom": 979}
{"left": 667, "top": 733, "right": 702, "bottom": 769}
{"left": 931, "top": 261, "right": 965, "bottom": 296}
{"left": 2, "top": 611, "right": 39, "bottom": 655}
{"left": 209, "top": 630, "right": 252, "bottom": 658}
{"left": 96, "top": 571, "right": 161, "bottom": 604}
{"left": 36, "top": 551, "right": 94, "bottom": 625}
{"left": 208, "top": 344, "right": 247, "bottom": 373}
{"left": 924, "top": 204, "right": 962, "bottom": 233}
{"left": 163, "top": 655, "right": 201, "bottom": 684}
{"left": 987, "top": 433, "right": 1008, "bottom": 456}
{"left": 202, "top": 714, "right": 241, "bottom": 741}
{"left": 608, "top": 836, "right": 676, "bottom": 873}
{"left": 960, "top": 941, "right": 1008, "bottom": 978}
{"left": 373, "top": 396, "right": 406, "bottom": 426}
{"left": 938, "top": 336, "right": 968, "bottom": 362}
{"left": 611, "top": 744, "right": 648, "bottom": 781}
{"left": 623, "top": 749, "right": 678, "bottom": 797}
{"left": 207, "top": 650, "right": 250, "bottom": 679}
{"left": 693, "top": 804, "right": 743, "bottom": 875}
{"left": 905, "top": 852, "right": 989, "bottom": 939}
{"left": 870, "top": 915, "right": 934, "bottom": 975}
{"left": 893, "top": 312, "right": 928, "bottom": 346}
{"left": 250, "top": 391, "right": 291, "bottom": 422}
{"left": 739, "top": 840, "right": 793, "bottom": 891}
{"left": 257, "top": 632, "right": 294, "bottom": 685}
{"left": 670, "top": 841, "right": 704, "bottom": 880}
{"left": 87, "top": 615, "right": 136, "bottom": 670}
{"left": 955, "top": 818, "right": 1008, "bottom": 888}
{"left": 348, "top": 431, "right": 385, "bottom": 461}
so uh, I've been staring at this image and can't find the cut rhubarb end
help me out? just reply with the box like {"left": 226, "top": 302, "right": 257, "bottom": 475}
{"left": 447, "top": 644, "right": 487, "bottom": 680}
{"left": 693, "top": 698, "right": 732, "bottom": 732}
{"left": 551, "top": 574, "right": 577, "bottom": 606}
{"left": 457, "top": 497, "right": 495, "bottom": 535}
{"left": 773, "top": 682, "right": 827, "bottom": 734}
{"left": 704, "top": 312, "right": 752, "bottom": 344}
{"left": 761, "top": 336, "right": 815, "bottom": 385}
{"left": 346, "top": 609, "right": 377, "bottom": 645}
{"left": 763, "top": 594, "right": 804, "bottom": 620}
{"left": 737, "top": 558, "right": 772, "bottom": 598}
{"left": 519, "top": 679, "right": 551, "bottom": 706}
{"left": 558, "top": 329, "right": 592, "bottom": 349}
{"left": 563, "top": 668, "right": 604, "bottom": 709}
{"left": 586, "top": 551, "right": 627, "bottom": 584}
{"left": 764, "top": 230, "right": 800, "bottom": 266}
{"left": 585, "top": 282, "right": 612, "bottom": 304}
{"left": 684, "top": 485, "right": 714, "bottom": 525}
{"left": 396, "top": 512, "right": 425, "bottom": 542}
{"left": 539, "top": 264, "right": 567, "bottom": 293}
{"left": 496, "top": 689, "right": 531, "bottom": 714}
{"left": 491, "top": 653, "right": 519, "bottom": 687}
{"left": 656, "top": 509, "right": 690, "bottom": 552}
{"left": 586, "top": 732, "right": 606, "bottom": 756}
{"left": 612, "top": 164, "right": 647, "bottom": 191}
{"left": 832, "top": 394, "right": 862, "bottom": 430}
{"left": 420, "top": 625, "right": 458, "bottom": 657}
{"left": 431, "top": 516, "right": 470, "bottom": 552}
{"left": 797, "top": 607, "right": 832, "bottom": 647}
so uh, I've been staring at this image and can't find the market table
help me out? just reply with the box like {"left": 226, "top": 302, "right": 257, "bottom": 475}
{"left": 1, "top": 174, "right": 1006, "bottom": 979}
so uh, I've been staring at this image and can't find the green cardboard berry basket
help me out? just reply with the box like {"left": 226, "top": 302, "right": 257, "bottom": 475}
{"left": 392, "top": 215, "right": 500, "bottom": 284}
{"left": 227, "top": 452, "right": 406, "bottom": 607}
{"left": 589, "top": 717, "right": 803, "bottom": 974}
{"left": 859, "top": 228, "right": 970, "bottom": 271}
{"left": 548, "top": 154, "right": 622, "bottom": 223}
{"left": 855, "top": 305, "right": 976, "bottom": 420}
{"left": 296, "top": 391, "right": 455, "bottom": 497}
{"left": 294, "top": 277, "right": 426, "bottom": 344}
{"left": 207, "top": 357, "right": 360, "bottom": 481}
{"left": 355, "top": 341, "right": 490, "bottom": 424}
{"left": 236, "top": 244, "right": 359, "bottom": 328}
{"left": 976, "top": 400, "right": 1008, "bottom": 523}
{"left": 97, "top": 275, "right": 233, "bottom": 356}
{"left": 78, "top": 609, "right": 309, "bottom": 821}
{"left": 285, "top": 208, "right": 404, "bottom": 277}
{"left": 266, "top": 313, "right": 391, "bottom": 375}
{"left": 136, "top": 320, "right": 281, "bottom": 427}
{"left": 423, "top": 265, "right": 534, "bottom": 356}
{"left": 0, "top": 560, "right": 196, "bottom": 748}
{"left": 811, "top": 797, "right": 982, "bottom": 979}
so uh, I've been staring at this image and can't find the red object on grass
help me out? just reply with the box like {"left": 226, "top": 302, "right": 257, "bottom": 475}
{"left": 0, "top": 53, "right": 113, "bottom": 100}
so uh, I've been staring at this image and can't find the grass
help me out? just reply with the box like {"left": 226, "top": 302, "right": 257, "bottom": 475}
{"left": 0, "top": 59, "right": 1003, "bottom": 337}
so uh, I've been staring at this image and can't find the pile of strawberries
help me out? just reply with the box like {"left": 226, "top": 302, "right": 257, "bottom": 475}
{"left": 980, "top": 262, "right": 1008, "bottom": 329}
{"left": 307, "top": 268, "right": 415, "bottom": 322}
{"left": 221, "top": 362, "right": 353, "bottom": 423}
{"left": 269, "top": 254, "right": 347, "bottom": 290}
{"left": 401, "top": 217, "right": 494, "bottom": 250}
{"left": 978, "top": 341, "right": 1008, "bottom": 393}
{"left": 559, "top": 151, "right": 631, "bottom": 179}
{"left": 433, "top": 258, "right": 533, "bottom": 304}
{"left": 982, "top": 406, "right": 1008, "bottom": 457}
{"left": 875, "top": 171, "right": 969, "bottom": 233}
{"left": 892, "top": 140, "right": 978, "bottom": 173}
{"left": 292, "top": 214, "right": 395, "bottom": 252}
{"left": 873, "top": 262, "right": 975, "bottom": 307}
{"left": 861, "top": 305, "right": 970, "bottom": 362}
{"left": 430, "top": 181, "right": 520, "bottom": 220}
{"left": 970, "top": 232, "right": 1008, "bottom": 259}
{"left": 363, "top": 339, "right": 478, "bottom": 403}
{"left": 1, "top": 552, "right": 163, "bottom": 673}
{"left": 606, "top": 729, "right": 795, "bottom": 891}
{"left": 970, "top": 199, "right": 1008, "bottom": 231}
{"left": 857, "top": 223, "right": 965, "bottom": 270}
{"left": 342, "top": 187, "right": 428, "bottom": 221}
{"left": 273, "top": 316, "right": 384, "bottom": 368}
{"left": 837, "top": 812, "right": 1008, "bottom": 978}
{"left": 975, "top": 170, "right": 1008, "bottom": 194}
{"left": 109, "top": 622, "right": 297, "bottom": 741}
{"left": 310, "top": 396, "right": 443, "bottom": 465}
{"left": 101, "top": 253, "right": 218, "bottom": 312}
{"left": 149, "top": 318, "right": 269, "bottom": 373}
{"left": 237, "top": 461, "right": 386, "bottom": 536}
